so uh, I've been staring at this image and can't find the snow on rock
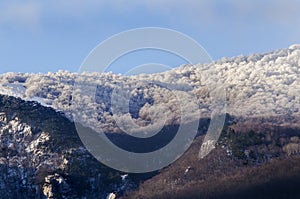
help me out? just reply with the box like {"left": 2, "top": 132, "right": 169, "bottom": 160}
{"left": 121, "top": 174, "right": 128, "bottom": 181}
{"left": 107, "top": 192, "right": 116, "bottom": 199}
{"left": 43, "top": 173, "right": 74, "bottom": 198}
{"left": 25, "top": 132, "right": 50, "bottom": 154}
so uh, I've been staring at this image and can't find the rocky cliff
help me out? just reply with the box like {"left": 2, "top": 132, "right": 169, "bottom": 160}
{"left": 0, "top": 95, "right": 146, "bottom": 198}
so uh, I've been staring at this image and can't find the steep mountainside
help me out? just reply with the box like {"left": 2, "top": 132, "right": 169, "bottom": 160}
{"left": 1, "top": 94, "right": 300, "bottom": 198}
{"left": 0, "top": 45, "right": 300, "bottom": 198}
{"left": 0, "top": 95, "right": 152, "bottom": 198}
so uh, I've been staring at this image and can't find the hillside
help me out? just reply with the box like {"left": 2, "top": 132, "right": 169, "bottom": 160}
{"left": 121, "top": 120, "right": 300, "bottom": 199}
{"left": 1, "top": 94, "right": 300, "bottom": 198}
{"left": 0, "top": 44, "right": 299, "bottom": 132}
{"left": 0, "top": 44, "right": 300, "bottom": 198}
{"left": 0, "top": 95, "right": 155, "bottom": 198}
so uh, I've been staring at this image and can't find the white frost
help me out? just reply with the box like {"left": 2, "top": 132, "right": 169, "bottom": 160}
{"left": 0, "top": 45, "right": 299, "bottom": 132}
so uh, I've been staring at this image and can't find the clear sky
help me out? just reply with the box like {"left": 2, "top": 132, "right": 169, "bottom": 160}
{"left": 0, "top": 0, "right": 299, "bottom": 74}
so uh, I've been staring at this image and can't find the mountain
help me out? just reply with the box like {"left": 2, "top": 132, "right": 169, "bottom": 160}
{"left": 1, "top": 94, "right": 300, "bottom": 198}
{"left": 0, "top": 44, "right": 300, "bottom": 198}
{"left": 0, "top": 44, "right": 299, "bottom": 131}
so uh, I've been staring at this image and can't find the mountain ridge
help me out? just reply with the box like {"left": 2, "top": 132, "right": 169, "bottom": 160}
{"left": 0, "top": 44, "right": 299, "bottom": 134}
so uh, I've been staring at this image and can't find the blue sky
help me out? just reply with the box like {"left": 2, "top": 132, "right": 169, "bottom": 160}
{"left": 0, "top": 0, "right": 299, "bottom": 74}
